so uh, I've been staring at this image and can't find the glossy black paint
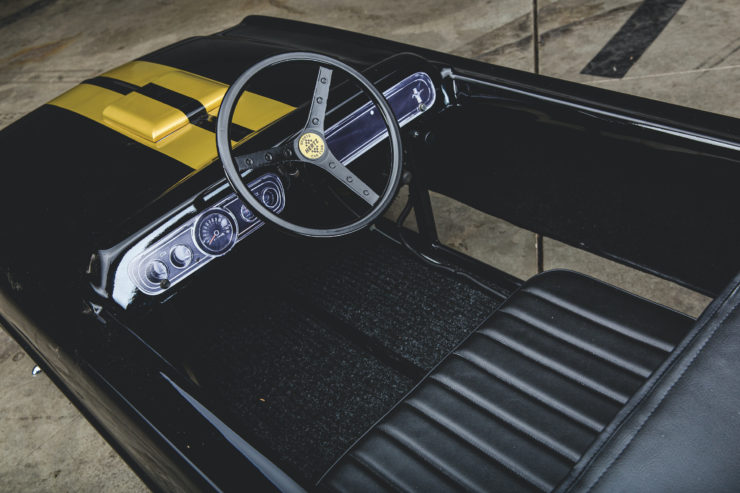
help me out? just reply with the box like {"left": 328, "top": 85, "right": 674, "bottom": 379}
{"left": 1, "top": 14, "right": 740, "bottom": 492}
{"left": 424, "top": 72, "right": 740, "bottom": 295}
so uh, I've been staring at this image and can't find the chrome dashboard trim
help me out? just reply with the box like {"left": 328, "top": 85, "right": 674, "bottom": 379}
{"left": 325, "top": 71, "right": 436, "bottom": 165}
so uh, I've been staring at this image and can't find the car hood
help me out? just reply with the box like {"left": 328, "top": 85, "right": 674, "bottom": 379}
{"left": 0, "top": 16, "right": 404, "bottom": 299}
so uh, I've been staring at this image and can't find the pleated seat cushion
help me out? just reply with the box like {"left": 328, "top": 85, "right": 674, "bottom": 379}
{"left": 318, "top": 270, "right": 694, "bottom": 492}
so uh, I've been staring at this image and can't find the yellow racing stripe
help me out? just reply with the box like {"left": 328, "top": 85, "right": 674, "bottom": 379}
{"left": 106, "top": 62, "right": 227, "bottom": 112}
{"left": 102, "top": 60, "right": 174, "bottom": 87}
{"left": 48, "top": 61, "right": 295, "bottom": 170}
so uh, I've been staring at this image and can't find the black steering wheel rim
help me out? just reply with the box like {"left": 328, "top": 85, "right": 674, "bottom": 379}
{"left": 216, "top": 52, "right": 403, "bottom": 238}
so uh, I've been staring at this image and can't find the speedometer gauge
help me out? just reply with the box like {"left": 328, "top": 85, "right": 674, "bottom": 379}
{"left": 194, "top": 209, "right": 237, "bottom": 256}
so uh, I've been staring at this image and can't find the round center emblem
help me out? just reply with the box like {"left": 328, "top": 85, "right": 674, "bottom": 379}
{"left": 298, "top": 132, "right": 326, "bottom": 160}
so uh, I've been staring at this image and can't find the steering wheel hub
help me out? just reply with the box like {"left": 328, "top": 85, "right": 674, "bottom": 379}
{"left": 297, "top": 131, "right": 326, "bottom": 160}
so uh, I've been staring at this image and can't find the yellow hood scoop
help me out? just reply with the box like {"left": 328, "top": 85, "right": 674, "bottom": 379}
{"left": 102, "top": 71, "right": 227, "bottom": 143}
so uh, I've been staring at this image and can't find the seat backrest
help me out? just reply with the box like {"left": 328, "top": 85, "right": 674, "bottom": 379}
{"left": 558, "top": 271, "right": 740, "bottom": 492}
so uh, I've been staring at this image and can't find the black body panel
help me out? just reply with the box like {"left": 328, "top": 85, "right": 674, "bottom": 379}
{"left": 420, "top": 75, "right": 740, "bottom": 295}
{"left": 1, "top": 14, "right": 740, "bottom": 493}
{"left": 0, "top": 105, "right": 192, "bottom": 300}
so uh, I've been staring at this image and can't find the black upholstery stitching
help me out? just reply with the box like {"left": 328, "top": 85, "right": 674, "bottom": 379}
{"left": 522, "top": 288, "right": 675, "bottom": 353}
{"left": 345, "top": 452, "right": 408, "bottom": 493}
{"left": 498, "top": 307, "right": 653, "bottom": 378}
{"left": 429, "top": 374, "right": 581, "bottom": 462}
{"left": 583, "top": 298, "right": 740, "bottom": 492}
{"left": 477, "top": 327, "right": 630, "bottom": 404}
{"left": 375, "top": 425, "right": 471, "bottom": 491}
{"left": 321, "top": 481, "right": 343, "bottom": 493}
{"left": 452, "top": 350, "right": 605, "bottom": 432}
{"left": 402, "top": 400, "right": 551, "bottom": 492}
{"left": 527, "top": 269, "right": 695, "bottom": 321}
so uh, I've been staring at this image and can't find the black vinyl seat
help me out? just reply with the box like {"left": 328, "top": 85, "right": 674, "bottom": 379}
{"left": 318, "top": 270, "right": 698, "bottom": 492}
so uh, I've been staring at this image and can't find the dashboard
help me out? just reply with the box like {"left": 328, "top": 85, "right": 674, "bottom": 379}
{"left": 123, "top": 70, "right": 436, "bottom": 299}
{"left": 128, "top": 173, "right": 284, "bottom": 295}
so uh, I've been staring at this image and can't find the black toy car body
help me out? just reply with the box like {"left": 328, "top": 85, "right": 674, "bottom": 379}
{"left": 2, "top": 16, "right": 740, "bottom": 492}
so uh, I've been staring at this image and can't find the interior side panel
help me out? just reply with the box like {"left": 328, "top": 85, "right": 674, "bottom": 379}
{"left": 420, "top": 81, "right": 740, "bottom": 296}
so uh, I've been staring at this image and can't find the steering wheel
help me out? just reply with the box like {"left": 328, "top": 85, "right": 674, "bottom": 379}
{"left": 216, "top": 52, "right": 403, "bottom": 237}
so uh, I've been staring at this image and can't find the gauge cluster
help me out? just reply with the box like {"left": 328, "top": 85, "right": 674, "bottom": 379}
{"left": 129, "top": 173, "right": 285, "bottom": 295}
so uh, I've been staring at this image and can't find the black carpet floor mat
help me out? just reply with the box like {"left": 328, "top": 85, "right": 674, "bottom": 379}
{"left": 278, "top": 233, "right": 505, "bottom": 371}
{"left": 175, "top": 294, "right": 413, "bottom": 484}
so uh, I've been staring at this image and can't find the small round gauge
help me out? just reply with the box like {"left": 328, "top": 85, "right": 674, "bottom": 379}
{"left": 170, "top": 244, "right": 193, "bottom": 268}
{"left": 240, "top": 204, "right": 257, "bottom": 223}
{"left": 262, "top": 188, "right": 279, "bottom": 208}
{"left": 194, "top": 209, "right": 237, "bottom": 256}
{"left": 146, "top": 260, "right": 169, "bottom": 284}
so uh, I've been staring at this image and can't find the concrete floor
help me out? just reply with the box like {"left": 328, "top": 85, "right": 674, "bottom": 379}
{"left": 1, "top": 0, "right": 737, "bottom": 490}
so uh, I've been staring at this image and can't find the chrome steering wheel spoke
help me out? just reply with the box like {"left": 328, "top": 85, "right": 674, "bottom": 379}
{"left": 305, "top": 66, "right": 332, "bottom": 132}
{"left": 314, "top": 150, "right": 379, "bottom": 206}
{"left": 234, "top": 143, "right": 295, "bottom": 172}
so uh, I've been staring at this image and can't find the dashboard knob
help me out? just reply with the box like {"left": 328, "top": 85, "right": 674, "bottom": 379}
{"left": 170, "top": 244, "right": 193, "bottom": 268}
{"left": 146, "top": 260, "right": 169, "bottom": 284}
